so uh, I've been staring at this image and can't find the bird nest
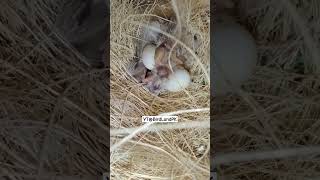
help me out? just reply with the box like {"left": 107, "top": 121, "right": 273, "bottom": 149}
{"left": 2, "top": 0, "right": 318, "bottom": 179}
{"left": 110, "top": 0, "right": 210, "bottom": 179}
{"left": 213, "top": 0, "right": 320, "bottom": 179}
{"left": 0, "top": 0, "right": 107, "bottom": 178}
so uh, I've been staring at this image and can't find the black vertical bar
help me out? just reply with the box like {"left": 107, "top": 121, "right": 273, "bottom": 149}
{"left": 105, "top": 0, "right": 111, "bottom": 179}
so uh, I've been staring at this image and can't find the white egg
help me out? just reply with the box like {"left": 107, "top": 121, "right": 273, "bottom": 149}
{"left": 141, "top": 44, "right": 156, "bottom": 70}
{"left": 212, "top": 21, "right": 257, "bottom": 96}
{"left": 162, "top": 68, "right": 191, "bottom": 92}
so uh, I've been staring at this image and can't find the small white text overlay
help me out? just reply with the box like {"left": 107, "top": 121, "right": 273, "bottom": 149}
{"left": 142, "top": 116, "right": 178, "bottom": 123}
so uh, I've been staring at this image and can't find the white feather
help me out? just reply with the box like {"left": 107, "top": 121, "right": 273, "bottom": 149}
{"left": 144, "top": 21, "right": 161, "bottom": 42}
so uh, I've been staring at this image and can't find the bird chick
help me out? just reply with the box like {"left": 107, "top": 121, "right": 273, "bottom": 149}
{"left": 136, "top": 45, "right": 171, "bottom": 94}
{"left": 130, "top": 18, "right": 191, "bottom": 94}
{"left": 130, "top": 61, "right": 147, "bottom": 83}
{"left": 140, "top": 44, "right": 190, "bottom": 94}
{"left": 142, "top": 71, "right": 163, "bottom": 94}
{"left": 141, "top": 44, "right": 173, "bottom": 79}
{"left": 154, "top": 44, "right": 186, "bottom": 76}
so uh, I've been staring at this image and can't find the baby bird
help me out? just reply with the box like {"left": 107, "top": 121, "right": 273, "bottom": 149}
{"left": 129, "top": 20, "right": 191, "bottom": 94}
{"left": 131, "top": 43, "right": 190, "bottom": 94}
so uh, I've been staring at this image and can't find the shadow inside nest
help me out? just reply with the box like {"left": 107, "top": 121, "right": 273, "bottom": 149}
{"left": 0, "top": 0, "right": 110, "bottom": 178}
{"left": 55, "top": 0, "right": 109, "bottom": 69}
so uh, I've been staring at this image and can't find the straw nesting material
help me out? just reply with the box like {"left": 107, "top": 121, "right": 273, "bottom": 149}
{"left": 110, "top": 0, "right": 210, "bottom": 179}
{"left": 213, "top": 0, "right": 320, "bottom": 179}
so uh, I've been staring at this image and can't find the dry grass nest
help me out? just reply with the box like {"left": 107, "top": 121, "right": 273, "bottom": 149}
{"left": 213, "top": 0, "right": 320, "bottom": 179}
{"left": 2, "top": 0, "right": 320, "bottom": 179}
{"left": 110, "top": 0, "right": 210, "bottom": 179}
{"left": 0, "top": 0, "right": 107, "bottom": 179}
